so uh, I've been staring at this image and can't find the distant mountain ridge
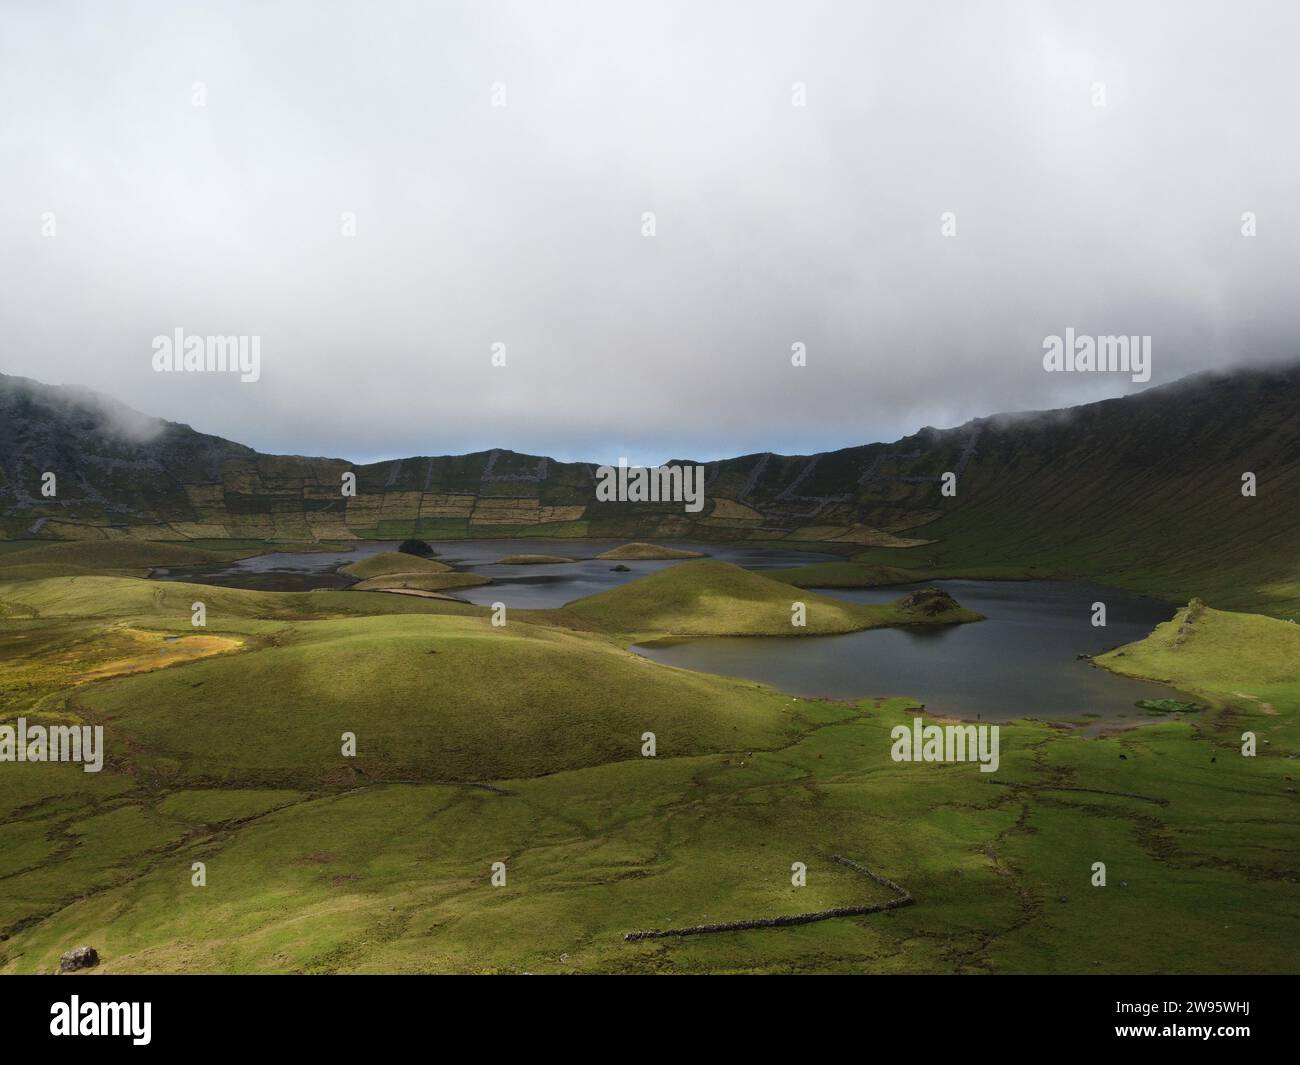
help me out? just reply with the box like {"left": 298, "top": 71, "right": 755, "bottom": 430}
{"left": 0, "top": 368, "right": 982, "bottom": 543}
{"left": 2, "top": 365, "right": 1297, "bottom": 611}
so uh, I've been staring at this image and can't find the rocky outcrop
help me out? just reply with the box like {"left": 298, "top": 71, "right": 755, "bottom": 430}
{"left": 1172, "top": 597, "right": 1207, "bottom": 647}
{"left": 898, "top": 588, "right": 961, "bottom": 616}
{"left": 59, "top": 946, "right": 99, "bottom": 972}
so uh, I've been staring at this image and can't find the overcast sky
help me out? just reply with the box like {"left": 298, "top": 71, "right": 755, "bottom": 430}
{"left": 2, "top": 0, "right": 1297, "bottom": 465}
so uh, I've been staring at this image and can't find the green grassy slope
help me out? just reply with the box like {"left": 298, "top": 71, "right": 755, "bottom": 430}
{"left": 854, "top": 372, "right": 1300, "bottom": 616}
{"left": 2, "top": 574, "right": 800, "bottom": 790}
{"left": 339, "top": 551, "right": 451, "bottom": 579}
{"left": 336, "top": 551, "right": 489, "bottom": 593}
{"left": 349, "top": 572, "right": 492, "bottom": 593}
{"left": 2, "top": 684, "right": 1293, "bottom": 974}
{"left": 1096, "top": 600, "right": 1300, "bottom": 749}
{"left": 62, "top": 616, "right": 804, "bottom": 786}
{"left": 563, "top": 560, "right": 980, "bottom": 637}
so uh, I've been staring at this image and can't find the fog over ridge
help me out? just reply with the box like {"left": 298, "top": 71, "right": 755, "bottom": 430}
{"left": 2, "top": 0, "right": 1297, "bottom": 467}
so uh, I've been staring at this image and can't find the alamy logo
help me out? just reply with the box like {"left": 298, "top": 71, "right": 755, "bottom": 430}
{"left": 50, "top": 996, "right": 151, "bottom": 1045}
{"left": 151, "top": 328, "right": 261, "bottom": 382}
{"left": 890, "top": 717, "right": 1000, "bottom": 773}
{"left": 1042, "top": 328, "right": 1150, "bottom": 383}
{"left": 595, "top": 459, "right": 705, "bottom": 513}
{"left": 0, "top": 718, "right": 103, "bottom": 773}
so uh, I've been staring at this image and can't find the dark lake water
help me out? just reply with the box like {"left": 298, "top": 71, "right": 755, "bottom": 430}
{"left": 443, "top": 540, "right": 837, "bottom": 608}
{"left": 633, "top": 580, "right": 1184, "bottom": 722}
{"left": 151, "top": 538, "right": 838, "bottom": 599}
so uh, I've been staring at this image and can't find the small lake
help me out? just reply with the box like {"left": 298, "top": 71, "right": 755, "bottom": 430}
{"left": 151, "top": 538, "right": 838, "bottom": 600}
{"left": 443, "top": 540, "right": 837, "bottom": 608}
{"left": 634, "top": 579, "right": 1185, "bottom": 723}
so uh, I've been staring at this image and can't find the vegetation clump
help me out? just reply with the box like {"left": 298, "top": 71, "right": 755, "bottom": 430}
{"left": 1135, "top": 698, "right": 1206, "bottom": 714}
{"left": 897, "top": 588, "right": 961, "bottom": 617}
{"left": 398, "top": 539, "right": 436, "bottom": 558}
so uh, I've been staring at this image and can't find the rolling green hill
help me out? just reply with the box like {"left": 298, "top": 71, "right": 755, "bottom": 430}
{"left": 564, "top": 559, "right": 979, "bottom": 636}
{"left": 335, "top": 548, "right": 489, "bottom": 593}
{"left": 1096, "top": 599, "right": 1300, "bottom": 748}
{"left": 349, "top": 571, "right": 492, "bottom": 594}
{"left": 69, "top": 613, "right": 804, "bottom": 785}
{"left": 339, "top": 551, "right": 452, "bottom": 579}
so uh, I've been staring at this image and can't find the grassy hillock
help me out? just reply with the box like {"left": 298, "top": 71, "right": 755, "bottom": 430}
{"left": 339, "top": 551, "right": 451, "bottom": 579}
{"left": 1096, "top": 599, "right": 1300, "bottom": 748}
{"left": 350, "top": 572, "right": 491, "bottom": 594}
{"left": 336, "top": 550, "right": 488, "bottom": 594}
{"left": 494, "top": 554, "right": 577, "bottom": 565}
{"left": 595, "top": 543, "right": 704, "bottom": 560}
{"left": 564, "top": 559, "right": 980, "bottom": 637}
{"left": 70, "top": 613, "right": 803, "bottom": 785}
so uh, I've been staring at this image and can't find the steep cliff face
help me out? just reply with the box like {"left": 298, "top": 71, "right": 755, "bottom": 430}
{"left": 2, "top": 366, "right": 1297, "bottom": 589}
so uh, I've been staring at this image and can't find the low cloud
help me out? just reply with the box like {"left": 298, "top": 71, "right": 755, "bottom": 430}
{"left": 1, "top": 1, "right": 1295, "bottom": 465}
